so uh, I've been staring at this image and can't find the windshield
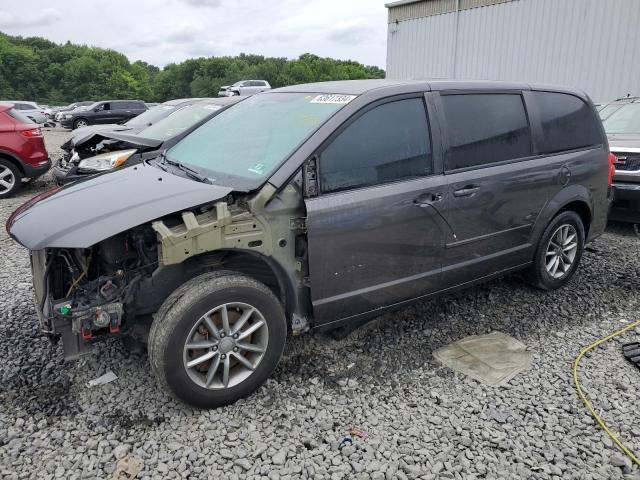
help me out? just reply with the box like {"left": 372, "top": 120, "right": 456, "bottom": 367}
{"left": 126, "top": 105, "right": 175, "bottom": 128}
{"left": 603, "top": 103, "right": 640, "bottom": 134}
{"left": 599, "top": 103, "right": 625, "bottom": 121}
{"left": 165, "top": 92, "right": 352, "bottom": 188}
{"left": 140, "top": 103, "right": 223, "bottom": 140}
{"left": 79, "top": 103, "right": 98, "bottom": 112}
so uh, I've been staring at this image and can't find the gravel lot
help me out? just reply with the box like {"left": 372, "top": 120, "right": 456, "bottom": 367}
{"left": 1, "top": 129, "right": 640, "bottom": 479}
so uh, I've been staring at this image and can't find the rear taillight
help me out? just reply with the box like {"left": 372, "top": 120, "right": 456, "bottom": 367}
{"left": 19, "top": 128, "right": 43, "bottom": 138}
{"left": 608, "top": 153, "right": 617, "bottom": 187}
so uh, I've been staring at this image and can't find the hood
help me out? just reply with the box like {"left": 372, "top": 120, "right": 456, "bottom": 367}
{"left": 63, "top": 125, "right": 142, "bottom": 151}
{"left": 95, "top": 132, "right": 163, "bottom": 149}
{"left": 607, "top": 133, "right": 640, "bottom": 151}
{"left": 7, "top": 162, "right": 233, "bottom": 250}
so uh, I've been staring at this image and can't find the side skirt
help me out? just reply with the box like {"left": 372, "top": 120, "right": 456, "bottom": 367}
{"left": 313, "top": 262, "right": 532, "bottom": 332}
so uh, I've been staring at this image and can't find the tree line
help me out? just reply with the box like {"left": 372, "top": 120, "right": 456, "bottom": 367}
{"left": 0, "top": 32, "right": 385, "bottom": 105}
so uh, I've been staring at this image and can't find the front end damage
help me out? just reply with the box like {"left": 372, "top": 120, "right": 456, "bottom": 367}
{"left": 25, "top": 181, "right": 310, "bottom": 361}
{"left": 32, "top": 226, "right": 158, "bottom": 359}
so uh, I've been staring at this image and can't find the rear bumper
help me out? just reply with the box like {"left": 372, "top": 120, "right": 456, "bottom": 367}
{"left": 610, "top": 182, "right": 640, "bottom": 223}
{"left": 23, "top": 158, "right": 51, "bottom": 179}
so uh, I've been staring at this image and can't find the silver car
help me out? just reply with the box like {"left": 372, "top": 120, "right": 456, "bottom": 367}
{"left": 218, "top": 80, "right": 271, "bottom": 97}
{"left": 1, "top": 101, "right": 50, "bottom": 124}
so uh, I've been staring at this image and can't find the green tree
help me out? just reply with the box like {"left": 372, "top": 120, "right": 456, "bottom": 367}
{"left": 0, "top": 31, "right": 385, "bottom": 104}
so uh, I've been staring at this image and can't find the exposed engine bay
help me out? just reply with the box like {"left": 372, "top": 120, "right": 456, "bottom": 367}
{"left": 61, "top": 136, "right": 132, "bottom": 162}
{"left": 35, "top": 226, "right": 158, "bottom": 359}
{"left": 26, "top": 179, "right": 309, "bottom": 361}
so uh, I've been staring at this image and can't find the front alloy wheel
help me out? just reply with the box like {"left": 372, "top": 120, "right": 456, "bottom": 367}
{"left": 149, "top": 272, "right": 286, "bottom": 408}
{"left": 183, "top": 302, "right": 268, "bottom": 389}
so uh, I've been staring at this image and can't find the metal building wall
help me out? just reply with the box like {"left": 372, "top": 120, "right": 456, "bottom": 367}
{"left": 386, "top": 0, "right": 640, "bottom": 101}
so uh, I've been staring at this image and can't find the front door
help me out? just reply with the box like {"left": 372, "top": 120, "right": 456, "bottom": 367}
{"left": 94, "top": 103, "right": 112, "bottom": 124}
{"left": 437, "top": 92, "right": 557, "bottom": 284}
{"left": 305, "top": 96, "right": 447, "bottom": 326}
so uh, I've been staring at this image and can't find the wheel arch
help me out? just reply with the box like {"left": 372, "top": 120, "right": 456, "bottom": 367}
{"left": 559, "top": 200, "right": 591, "bottom": 238}
{"left": 532, "top": 185, "right": 593, "bottom": 246}
{"left": 0, "top": 149, "right": 25, "bottom": 175}
{"left": 150, "top": 249, "right": 298, "bottom": 330}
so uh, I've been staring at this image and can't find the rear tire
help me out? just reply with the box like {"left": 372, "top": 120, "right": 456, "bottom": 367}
{"left": 0, "top": 159, "right": 21, "bottom": 198}
{"left": 526, "top": 211, "right": 585, "bottom": 290}
{"left": 149, "top": 272, "right": 286, "bottom": 408}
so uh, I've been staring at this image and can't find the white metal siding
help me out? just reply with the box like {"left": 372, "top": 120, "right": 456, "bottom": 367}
{"left": 386, "top": 0, "right": 640, "bottom": 101}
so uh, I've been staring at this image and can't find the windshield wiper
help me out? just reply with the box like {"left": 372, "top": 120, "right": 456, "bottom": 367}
{"left": 161, "top": 153, "right": 212, "bottom": 184}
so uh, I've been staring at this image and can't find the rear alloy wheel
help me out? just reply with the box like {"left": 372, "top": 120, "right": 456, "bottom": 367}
{"left": 149, "top": 272, "right": 286, "bottom": 408}
{"left": 544, "top": 224, "right": 578, "bottom": 279}
{"left": 73, "top": 118, "right": 88, "bottom": 129}
{"left": 0, "top": 159, "right": 21, "bottom": 198}
{"left": 526, "top": 211, "right": 585, "bottom": 290}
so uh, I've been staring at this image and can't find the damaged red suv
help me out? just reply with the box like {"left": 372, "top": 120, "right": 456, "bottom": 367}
{"left": 0, "top": 103, "right": 51, "bottom": 198}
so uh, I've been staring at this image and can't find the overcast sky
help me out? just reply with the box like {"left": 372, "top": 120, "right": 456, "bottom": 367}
{"left": 0, "top": 1, "right": 389, "bottom": 68}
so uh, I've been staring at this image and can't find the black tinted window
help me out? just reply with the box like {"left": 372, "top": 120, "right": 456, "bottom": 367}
{"left": 320, "top": 98, "right": 432, "bottom": 194}
{"left": 533, "top": 92, "right": 601, "bottom": 153}
{"left": 113, "top": 101, "right": 133, "bottom": 109}
{"left": 442, "top": 94, "right": 531, "bottom": 170}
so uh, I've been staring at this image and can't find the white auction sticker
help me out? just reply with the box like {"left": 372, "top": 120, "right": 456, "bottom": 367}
{"left": 310, "top": 94, "right": 356, "bottom": 104}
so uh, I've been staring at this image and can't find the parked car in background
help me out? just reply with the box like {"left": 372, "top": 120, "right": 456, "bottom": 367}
{"left": 53, "top": 97, "right": 243, "bottom": 183}
{"left": 60, "top": 100, "right": 147, "bottom": 129}
{"left": 0, "top": 103, "right": 50, "bottom": 198}
{"left": 7, "top": 80, "right": 611, "bottom": 408}
{"left": 598, "top": 96, "right": 639, "bottom": 120}
{"left": 602, "top": 99, "right": 640, "bottom": 222}
{"left": 53, "top": 102, "right": 93, "bottom": 122}
{"left": 218, "top": 80, "right": 270, "bottom": 97}
{"left": 60, "top": 98, "right": 205, "bottom": 154}
{"left": 145, "top": 102, "right": 160, "bottom": 108}
{"left": 1, "top": 101, "right": 50, "bottom": 124}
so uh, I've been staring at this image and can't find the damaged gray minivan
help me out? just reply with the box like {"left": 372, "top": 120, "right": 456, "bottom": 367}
{"left": 7, "top": 80, "right": 611, "bottom": 408}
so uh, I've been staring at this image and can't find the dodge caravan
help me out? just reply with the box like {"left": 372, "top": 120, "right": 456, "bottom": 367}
{"left": 7, "top": 80, "right": 612, "bottom": 408}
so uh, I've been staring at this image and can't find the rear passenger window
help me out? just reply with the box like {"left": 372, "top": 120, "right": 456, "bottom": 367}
{"left": 533, "top": 92, "right": 601, "bottom": 154}
{"left": 320, "top": 98, "right": 432, "bottom": 194}
{"left": 442, "top": 94, "right": 532, "bottom": 171}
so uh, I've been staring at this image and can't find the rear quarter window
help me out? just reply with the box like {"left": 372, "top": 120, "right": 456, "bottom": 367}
{"left": 532, "top": 91, "right": 602, "bottom": 154}
{"left": 7, "top": 108, "right": 35, "bottom": 124}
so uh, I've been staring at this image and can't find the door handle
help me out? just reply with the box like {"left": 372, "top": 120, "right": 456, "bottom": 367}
{"left": 413, "top": 192, "right": 443, "bottom": 206}
{"left": 453, "top": 185, "right": 480, "bottom": 197}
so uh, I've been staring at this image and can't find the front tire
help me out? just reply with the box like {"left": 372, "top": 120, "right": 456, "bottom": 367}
{"left": 73, "top": 118, "right": 88, "bottom": 129}
{"left": 149, "top": 272, "right": 286, "bottom": 408}
{"left": 526, "top": 211, "right": 585, "bottom": 290}
{"left": 0, "top": 159, "right": 21, "bottom": 198}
